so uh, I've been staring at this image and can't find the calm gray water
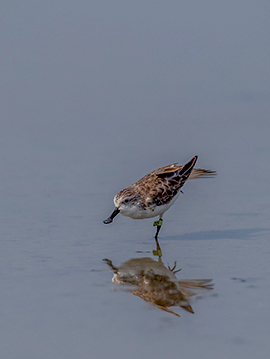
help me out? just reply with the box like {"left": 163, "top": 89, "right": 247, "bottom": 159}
{"left": 1, "top": 1, "right": 270, "bottom": 358}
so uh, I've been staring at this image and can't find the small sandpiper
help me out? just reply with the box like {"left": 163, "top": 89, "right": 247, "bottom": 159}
{"left": 103, "top": 156, "right": 215, "bottom": 241}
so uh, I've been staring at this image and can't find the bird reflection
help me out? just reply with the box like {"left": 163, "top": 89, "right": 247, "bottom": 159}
{"left": 103, "top": 240, "right": 214, "bottom": 317}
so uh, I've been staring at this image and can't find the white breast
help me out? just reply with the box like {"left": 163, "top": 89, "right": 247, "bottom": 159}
{"left": 120, "top": 192, "right": 180, "bottom": 219}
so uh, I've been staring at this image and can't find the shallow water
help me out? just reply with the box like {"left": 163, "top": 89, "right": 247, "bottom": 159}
{"left": 1, "top": 1, "right": 270, "bottom": 358}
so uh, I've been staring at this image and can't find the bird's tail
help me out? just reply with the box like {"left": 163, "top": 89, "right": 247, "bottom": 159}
{"left": 189, "top": 168, "right": 216, "bottom": 180}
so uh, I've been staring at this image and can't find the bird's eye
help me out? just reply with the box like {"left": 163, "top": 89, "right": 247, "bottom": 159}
{"left": 124, "top": 198, "right": 130, "bottom": 203}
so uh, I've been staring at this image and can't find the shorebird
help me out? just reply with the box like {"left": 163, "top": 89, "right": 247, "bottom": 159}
{"left": 103, "top": 156, "right": 215, "bottom": 240}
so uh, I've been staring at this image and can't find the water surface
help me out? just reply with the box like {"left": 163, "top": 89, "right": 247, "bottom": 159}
{"left": 1, "top": 1, "right": 270, "bottom": 358}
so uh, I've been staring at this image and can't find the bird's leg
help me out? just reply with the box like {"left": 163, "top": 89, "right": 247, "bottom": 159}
{"left": 153, "top": 218, "right": 163, "bottom": 240}
{"left": 152, "top": 218, "right": 163, "bottom": 257}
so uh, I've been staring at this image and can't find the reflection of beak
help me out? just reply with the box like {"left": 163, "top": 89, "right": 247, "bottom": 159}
{"left": 103, "top": 207, "right": 120, "bottom": 224}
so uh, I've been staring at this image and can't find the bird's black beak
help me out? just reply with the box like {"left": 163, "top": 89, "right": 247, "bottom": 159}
{"left": 103, "top": 207, "right": 120, "bottom": 224}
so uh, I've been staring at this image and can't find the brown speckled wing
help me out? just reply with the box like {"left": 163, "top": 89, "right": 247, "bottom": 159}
{"left": 155, "top": 164, "right": 216, "bottom": 179}
{"left": 154, "top": 156, "right": 198, "bottom": 206}
{"left": 133, "top": 156, "right": 198, "bottom": 207}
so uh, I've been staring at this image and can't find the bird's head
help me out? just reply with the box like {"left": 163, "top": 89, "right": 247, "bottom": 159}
{"left": 103, "top": 188, "right": 139, "bottom": 224}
